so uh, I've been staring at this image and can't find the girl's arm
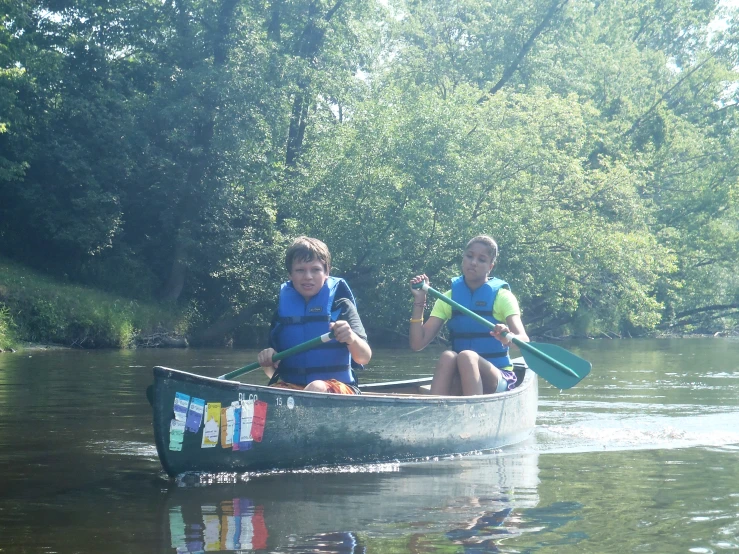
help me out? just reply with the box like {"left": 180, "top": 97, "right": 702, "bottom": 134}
{"left": 409, "top": 274, "right": 446, "bottom": 350}
{"left": 491, "top": 314, "right": 529, "bottom": 345}
{"left": 410, "top": 316, "right": 445, "bottom": 351}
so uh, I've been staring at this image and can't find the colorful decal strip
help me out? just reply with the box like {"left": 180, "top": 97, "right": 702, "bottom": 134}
{"left": 168, "top": 499, "right": 268, "bottom": 552}
{"left": 201, "top": 403, "right": 221, "bottom": 448}
{"left": 168, "top": 394, "right": 268, "bottom": 452}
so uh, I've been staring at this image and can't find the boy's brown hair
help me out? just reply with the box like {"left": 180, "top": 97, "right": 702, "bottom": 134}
{"left": 465, "top": 235, "right": 499, "bottom": 264}
{"left": 285, "top": 236, "right": 332, "bottom": 273}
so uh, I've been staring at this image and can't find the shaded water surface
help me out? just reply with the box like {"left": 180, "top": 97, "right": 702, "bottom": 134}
{"left": 0, "top": 338, "right": 738, "bottom": 553}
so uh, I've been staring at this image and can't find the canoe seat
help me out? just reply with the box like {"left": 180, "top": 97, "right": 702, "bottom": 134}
{"left": 363, "top": 384, "right": 435, "bottom": 397}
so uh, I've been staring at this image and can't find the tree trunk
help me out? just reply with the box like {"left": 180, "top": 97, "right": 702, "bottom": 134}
{"left": 159, "top": 0, "right": 240, "bottom": 302}
{"left": 481, "top": 0, "right": 569, "bottom": 100}
{"left": 160, "top": 233, "right": 188, "bottom": 302}
{"left": 282, "top": 0, "right": 345, "bottom": 166}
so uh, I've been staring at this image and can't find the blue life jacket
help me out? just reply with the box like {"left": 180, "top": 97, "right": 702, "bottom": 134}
{"left": 446, "top": 275, "right": 512, "bottom": 368}
{"left": 271, "top": 276, "right": 355, "bottom": 385}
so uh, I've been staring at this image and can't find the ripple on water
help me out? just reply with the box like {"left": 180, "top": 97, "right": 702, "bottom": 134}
{"left": 88, "top": 440, "right": 159, "bottom": 458}
{"left": 535, "top": 411, "right": 739, "bottom": 453}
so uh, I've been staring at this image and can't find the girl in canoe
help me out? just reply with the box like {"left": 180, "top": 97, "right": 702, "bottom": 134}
{"left": 409, "top": 235, "right": 529, "bottom": 396}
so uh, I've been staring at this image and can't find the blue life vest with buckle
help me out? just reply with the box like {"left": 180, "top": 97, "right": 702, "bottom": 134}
{"left": 271, "top": 276, "right": 355, "bottom": 385}
{"left": 447, "top": 275, "right": 511, "bottom": 368}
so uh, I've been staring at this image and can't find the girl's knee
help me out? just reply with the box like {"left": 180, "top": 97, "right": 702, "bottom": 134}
{"left": 457, "top": 350, "right": 479, "bottom": 365}
{"left": 435, "top": 351, "right": 458, "bottom": 372}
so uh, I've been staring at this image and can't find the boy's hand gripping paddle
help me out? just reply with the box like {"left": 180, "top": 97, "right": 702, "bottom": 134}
{"left": 218, "top": 332, "right": 336, "bottom": 381}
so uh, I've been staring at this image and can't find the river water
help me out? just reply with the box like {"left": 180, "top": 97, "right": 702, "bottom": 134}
{"left": 0, "top": 338, "right": 738, "bottom": 553}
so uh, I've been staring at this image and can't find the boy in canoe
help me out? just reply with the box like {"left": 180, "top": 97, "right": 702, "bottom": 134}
{"left": 409, "top": 235, "right": 529, "bottom": 396}
{"left": 258, "top": 236, "right": 372, "bottom": 394}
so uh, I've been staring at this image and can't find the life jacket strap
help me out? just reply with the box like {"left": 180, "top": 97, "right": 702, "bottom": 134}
{"left": 451, "top": 347, "right": 508, "bottom": 358}
{"left": 277, "top": 315, "right": 332, "bottom": 325}
{"left": 452, "top": 309, "right": 492, "bottom": 318}
{"left": 473, "top": 351, "right": 508, "bottom": 359}
{"left": 451, "top": 331, "right": 500, "bottom": 339}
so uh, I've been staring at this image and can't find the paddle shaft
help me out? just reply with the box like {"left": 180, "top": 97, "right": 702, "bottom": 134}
{"left": 413, "top": 282, "right": 579, "bottom": 379}
{"left": 218, "top": 331, "right": 335, "bottom": 380}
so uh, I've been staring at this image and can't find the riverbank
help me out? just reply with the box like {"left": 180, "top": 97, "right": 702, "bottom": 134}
{"left": 0, "top": 342, "right": 70, "bottom": 353}
{"left": 0, "top": 257, "right": 190, "bottom": 350}
{"left": 2, "top": 256, "right": 736, "bottom": 352}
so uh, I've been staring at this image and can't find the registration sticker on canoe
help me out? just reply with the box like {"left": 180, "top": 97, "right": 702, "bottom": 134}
{"left": 231, "top": 402, "right": 242, "bottom": 451}
{"left": 251, "top": 401, "right": 267, "bottom": 442}
{"left": 220, "top": 406, "right": 235, "bottom": 448}
{"left": 239, "top": 399, "right": 254, "bottom": 450}
{"left": 169, "top": 419, "right": 185, "bottom": 451}
{"left": 173, "top": 392, "right": 190, "bottom": 422}
{"left": 185, "top": 398, "right": 205, "bottom": 432}
{"left": 169, "top": 392, "right": 191, "bottom": 451}
{"left": 201, "top": 403, "right": 221, "bottom": 448}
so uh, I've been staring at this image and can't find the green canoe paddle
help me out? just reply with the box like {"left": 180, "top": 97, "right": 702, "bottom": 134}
{"left": 412, "top": 281, "right": 591, "bottom": 389}
{"left": 218, "top": 331, "right": 336, "bottom": 381}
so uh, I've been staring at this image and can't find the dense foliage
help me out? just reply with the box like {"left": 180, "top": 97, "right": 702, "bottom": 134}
{"left": 1, "top": 0, "right": 737, "bottom": 345}
{"left": 0, "top": 257, "right": 188, "bottom": 348}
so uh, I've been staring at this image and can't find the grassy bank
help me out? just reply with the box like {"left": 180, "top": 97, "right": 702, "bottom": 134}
{"left": 0, "top": 257, "right": 190, "bottom": 349}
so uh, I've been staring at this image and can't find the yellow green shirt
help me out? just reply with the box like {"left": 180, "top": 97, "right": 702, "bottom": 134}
{"left": 429, "top": 287, "right": 520, "bottom": 323}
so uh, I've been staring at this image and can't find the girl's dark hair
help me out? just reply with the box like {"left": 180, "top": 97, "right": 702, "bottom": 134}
{"left": 465, "top": 235, "right": 499, "bottom": 264}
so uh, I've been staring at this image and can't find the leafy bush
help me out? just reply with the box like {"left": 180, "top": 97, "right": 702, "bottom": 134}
{"left": 0, "top": 257, "right": 189, "bottom": 348}
{"left": 0, "top": 305, "right": 16, "bottom": 350}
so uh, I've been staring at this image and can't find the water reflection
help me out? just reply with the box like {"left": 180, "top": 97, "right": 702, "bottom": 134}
{"left": 443, "top": 500, "right": 582, "bottom": 553}
{"left": 164, "top": 449, "right": 545, "bottom": 553}
{"left": 169, "top": 498, "right": 268, "bottom": 552}
{"left": 3, "top": 340, "right": 736, "bottom": 552}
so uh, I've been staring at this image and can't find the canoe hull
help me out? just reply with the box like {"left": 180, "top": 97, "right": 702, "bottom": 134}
{"left": 151, "top": 361, "right": 537, "bottom": 477}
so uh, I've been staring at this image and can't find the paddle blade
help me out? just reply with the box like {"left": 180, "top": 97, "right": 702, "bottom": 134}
{"left": 521, "top": 341, "right": 591, "bottom": 389}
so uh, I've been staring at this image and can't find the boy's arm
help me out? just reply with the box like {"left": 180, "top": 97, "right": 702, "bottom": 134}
{"left": 258, "top": 311, "right": 280, "bottom": 377}
{"left": 332, "top": 320, "right": 372, "bottom": 364}
{"left": 332, "top": 298, "right": 372, "bottom": 365}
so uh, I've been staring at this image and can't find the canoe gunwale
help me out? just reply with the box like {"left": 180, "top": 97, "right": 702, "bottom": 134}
{"left": 152, "top": 358, "right": 532, "bottom": 405}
